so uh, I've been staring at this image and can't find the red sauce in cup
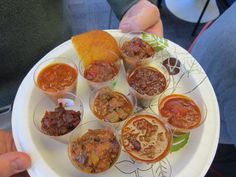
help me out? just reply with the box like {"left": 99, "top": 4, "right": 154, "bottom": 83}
{"left": 84, "top": 60, "right": 118, "bottom": 82}
{"left": 159, "top": 94, "right": 201, "bottom": 129}
{"left": 37, "top": 63, "right": 77, "bottom": 93}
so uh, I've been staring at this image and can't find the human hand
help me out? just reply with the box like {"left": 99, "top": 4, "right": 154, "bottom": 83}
{"left": 119, "top": 0, "right": 163, "bottom": 37}
{"left": 0, "top": 130, "right": 31, "bottom": 177}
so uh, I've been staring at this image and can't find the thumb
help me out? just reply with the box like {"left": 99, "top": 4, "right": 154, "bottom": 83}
{"left": 0, "top": 152, "right": 31, "bottom": 177}
{"left": 119, "top": 0, "right": 160, "bottom": 32}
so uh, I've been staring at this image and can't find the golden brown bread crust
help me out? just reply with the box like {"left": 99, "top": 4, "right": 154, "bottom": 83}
{"left": 72, "top": 30, "right": 121, "bottom": 68}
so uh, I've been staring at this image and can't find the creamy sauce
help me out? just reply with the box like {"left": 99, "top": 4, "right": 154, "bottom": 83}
{"left": 122, "top": 115, "right": 170, "bottom": 162}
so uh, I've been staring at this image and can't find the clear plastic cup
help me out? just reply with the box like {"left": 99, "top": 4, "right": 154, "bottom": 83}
{"left": 89, "top": 86, "right": 137, "bottom": 128}
{"left": 78, "top": 51, "right": 122, "bottom": 90}
{"left": 127, "top": 62, "right": 170, "bottom": 107}
{"left": 119, "top": 32, "right": 156, "bottom": 71}
{"left": 121, "top": 112, "right": 172, "bottom": 163}
{"left": 158, "top": 87, "right": 207, "bottom": 133}
{"left": 33, "top": 57, "right": 78, "bottom": 97}
{"left": 68, "top": 120, "right": 121, "bottom": 174}
{"left": 33, "top": 92, "right": 84, "bottom": 143}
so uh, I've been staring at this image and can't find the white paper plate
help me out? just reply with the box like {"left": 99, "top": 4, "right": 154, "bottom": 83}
{"left": 12, "top": 30, "right": 220, "bottom": 177}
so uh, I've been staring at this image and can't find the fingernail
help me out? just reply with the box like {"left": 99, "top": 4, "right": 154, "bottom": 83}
{"left": 11, "top": 158, "right": 27, "bottom": 172}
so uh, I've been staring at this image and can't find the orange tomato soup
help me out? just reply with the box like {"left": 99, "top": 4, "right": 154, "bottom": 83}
{"left": 159, "top": 94, "right": 201, "bottom": 129}
{"left": 37, "top": 63, "right": 77, "bottom": 92}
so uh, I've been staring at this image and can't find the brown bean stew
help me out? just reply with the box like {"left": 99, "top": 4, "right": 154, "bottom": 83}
{"left": 92, "top": 87, "right": 133, "bottom": 123}
{"left": 121, "top": 115, "right": 171, "bottom": 163}
{"left": 41, "top": 103, "right": 81, "bottom": 136}
{"left": 128, "top": 66, "right": 167, "bottom": 96}
{"left": 84, "top": 60, "right": 118, "bottom": 82}
{"left": 69, "top": 129, "right": 120, "bottom": 173}
{"left": 121, "top": 37, "right": 155, "bottom": 60}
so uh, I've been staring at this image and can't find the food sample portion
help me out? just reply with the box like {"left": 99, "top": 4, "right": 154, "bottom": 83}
{"left": 159, "top": 94, "right": 202, "bottom": 130}
{"left": 37, "top": 63, "right": 77, "bottom": 93}
{"left": 69, "top": 129, "right": 120, "bottom": 173}
{"left": 41, "top": 103, "right": 82, "bottom": 136}
{"left": 84, "top": 60, "right": 119, "bottom": 83}
{"left": 128, "top": 66, "right": 167, "bottom": 96}
{"left": 121, "top": 114, "right": 172, "bottom": 163}
{"left": 72, "top": 30, "right": 122, "bottom": 88}
{"left": 72, "top": 30, "right": 121, "bottom": 68}
{"left": 92, "top": 87, "right": 134, "bottom": 123}
{"left": 121, "top": 37, "right": 155, "bottom": 63}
